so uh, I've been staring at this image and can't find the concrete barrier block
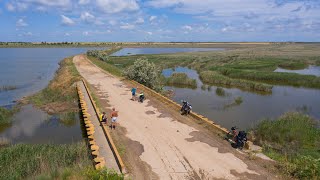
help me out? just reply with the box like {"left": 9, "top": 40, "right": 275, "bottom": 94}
{"left": 85, "top": 124, "right": 94, "bottom": 128}
{"left": 91, "top": 145, "right": 99, "bottom": 151}
{"left": 86, "top": 127, "right": 95, "bottom": 131}
{"left": 89, "top": 140, "right": 96, "bottom": 145}
{"left": 87, "top": 130, "right": 95, "bottom": 135}
{"left": 91, "top": 150, "right": 99, "bottom": 156}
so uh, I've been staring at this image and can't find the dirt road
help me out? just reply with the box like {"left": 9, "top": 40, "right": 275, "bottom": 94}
{"left": 73, "top": 55, "right": 277, "bottom": 180}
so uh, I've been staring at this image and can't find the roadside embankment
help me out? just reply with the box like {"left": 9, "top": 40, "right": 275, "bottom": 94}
{"left": 28, "top": 57, "right": 81, "bottom": 113}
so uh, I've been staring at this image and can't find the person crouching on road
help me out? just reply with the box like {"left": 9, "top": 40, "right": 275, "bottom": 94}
{"left": 100, "top": 112, "right": 107, "bottom": 125}
{"left": 110, "top": 107, "right": 119, "bottom": 129}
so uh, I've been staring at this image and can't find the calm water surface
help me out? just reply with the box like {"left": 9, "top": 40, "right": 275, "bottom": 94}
{"left": 163, "top": 67, "right": 320, "bottom": 130}
{"left": 0, "top": 105, "right": 82, "bottom": 144}
{"left": 0, "top": 48, "right": 106, "bottom": 106}
{"left": 111, "top": 47, "right": 225, "bottom": 56}
{"left": 0, "top": 48, "right": 105, "bottom": 144}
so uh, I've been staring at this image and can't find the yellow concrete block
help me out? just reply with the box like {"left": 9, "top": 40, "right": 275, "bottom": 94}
{"left": 91, "top": 145, "right": 99, "bottom": 151}
{"left": 84, "top": 120, "right": 92, "bottom": 124}
{"left": 83, "top": 113, "right": 91, "bottom": 117}
{"left": 88, "top": 135, "right": 94, "bottom": 140}
{"left": 95, "top": 162, "right": 105, "bottom": 169}
{"left": 85, "top": 124, "right": 94, "bottom": 128}
{"left": 89, "top": 140, "right": 96, "bottom": 145}
{"left": 87, "top": 131, "right": 95, "bottom": 136}
{"left": 94, "top": 157, "right": 105, "bottom": 163}
{"left": 86, "top": 127, "right": 95, "bottom": 131}
{"left": 91, "top": 150, "right": 99, "bottom": 156}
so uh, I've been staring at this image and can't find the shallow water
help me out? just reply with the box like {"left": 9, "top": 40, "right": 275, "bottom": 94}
{"left": 111, "top": 47, "right": 224, "bottom": 56}
{"left": 0, "top": 105, "right": 82, "bottom": 144}
{"left": 163, "top": 67, "right": 320, "bottom": 130}
{"left": 0, "top": 48, "right": 106, "bottom": 106}
{"left": 274, "top": 65, "right": 320, "bottom": 76}
{"left": 0, "top": 48, "right": 105, "bottom": 144}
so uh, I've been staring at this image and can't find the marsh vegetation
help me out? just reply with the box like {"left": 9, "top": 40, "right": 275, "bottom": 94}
{"left": 252, "top": 112, "right": 320, "bottom": 179}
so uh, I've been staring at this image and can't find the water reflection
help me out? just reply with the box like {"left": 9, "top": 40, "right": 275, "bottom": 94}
{"left": 0, "top": 105, "right": 82, "bottom": 144}
{"left": 274, "top": 65, "right": 320, "bottom": 76}
{"left": 163, "top": 67, "right": 320, "bottom": 130}
{"left": 111, "top": 47, "right": 225, "bottom": 56}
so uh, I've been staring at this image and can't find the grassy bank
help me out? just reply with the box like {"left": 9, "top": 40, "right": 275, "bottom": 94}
{"left": 164, "top": 73, "right": 197, "bottom": 89}
{"left": 0, "top": 142, "right": 91, "bottom": 179}
{"left": 0, "top": 142, "right": 124, "bottom": 179}
{"left": 200, "top": 71, "right": 273, "bottom": 92}
{"left": 28, "top": 57, "right": 81, "bottom": 113}
{"left": 0, "top": 107, "right": 15, "bottom": 125}
{"left": 253, "top": 112, "right": 320, "bottom": 179}
{"left": 87, "top": 55, "right": 122, "bottom": 77}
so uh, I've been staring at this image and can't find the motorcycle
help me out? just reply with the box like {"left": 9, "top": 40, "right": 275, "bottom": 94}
{"left": 227, "top": 126, "right": 247, "bottom": 149}
{"left": 180, "top": 100, "right": 192, "bottom": 115}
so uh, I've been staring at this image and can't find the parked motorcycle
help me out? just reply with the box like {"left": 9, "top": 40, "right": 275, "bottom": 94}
{"left": 181, "top": 100, "right": 192, "bottom": 115}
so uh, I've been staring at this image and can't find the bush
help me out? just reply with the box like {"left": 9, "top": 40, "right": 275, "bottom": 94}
{"left": 123, "top": 58, "right": 162, "bottom": 91}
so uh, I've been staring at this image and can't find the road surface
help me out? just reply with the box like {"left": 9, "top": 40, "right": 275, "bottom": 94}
{"left": 74, "top": 55, "right": 276, "bottom": 180}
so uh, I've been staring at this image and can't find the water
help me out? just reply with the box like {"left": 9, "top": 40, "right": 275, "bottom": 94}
{"left": 274, "top": 65, "right": 320, "bottom": 76}
{"left": 0, "top": 48, "right": 105, "bottom": 144}
{"left": 163, "top": 67, "right": 320, "bottom": 130}
{"left": 111, "top": 47, "right": 224, "bottom": 56}
{"left": 0, "top": 105, "right": 82, "bottom": 144}
{"left": 0, "top": 48, "right": 107, "bottom": 106}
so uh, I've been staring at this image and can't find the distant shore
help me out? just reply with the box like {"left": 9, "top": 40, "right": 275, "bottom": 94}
{"left": 0, "top": 41, "right": 309, "bottom": 48}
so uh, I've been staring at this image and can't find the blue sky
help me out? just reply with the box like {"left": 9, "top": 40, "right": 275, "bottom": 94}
{"left": 0, "top": 0, "right": 319, "bottom": 42}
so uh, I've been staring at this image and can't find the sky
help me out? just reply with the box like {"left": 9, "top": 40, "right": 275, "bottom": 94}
{"left": 0, "top": 0, "right": 319, "bottom": 42}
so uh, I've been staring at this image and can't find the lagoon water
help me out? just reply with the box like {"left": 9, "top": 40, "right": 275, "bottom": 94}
{"left": 0, "top": 48, "right": 105, "bottom": 144}
{"left": 274, "top": 65, "right": 320, "bottom": 76}
{"left": 0, "top": 105, "right": 83, "bottom": 144}
{"left": 111, "top": 47, "right": 224, "bottom": 56}
{"left": 0, "top": 48, "right": 105, "bottom": 106}
{"left": 163, "top": 67, "right": 320, "bottom": 130}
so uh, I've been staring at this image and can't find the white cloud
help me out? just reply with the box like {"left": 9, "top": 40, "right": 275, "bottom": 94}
{"left": 149, "top": 15, "right": 157, "bottom": 21}
{"left": 61, "top": 15, "right": 75, "bottom": 26}
{"left": 79, "top": 0, "right": 90, "bottom": 5}
{"left": 96, "top": 0, "right": 139, "bottom": 13}
{"left": 109, "top": 20, "right": 117, "bottom": 25}
{"left": 221, "top": 26, "right": 233, "bottom": 32}
{"left": 147, "top": 31, "right": 152, "bottom": 35}
{"left": 120, "top": 23, "right": 135, "bottom": 29}
{"left": 83, "top": 31, "right": 89, "bottom": 36}
{"left": 64, "top": 32, "right": 71, "bottom": 36}
{"left": 6, "top": 3, "right": 16, "bottom": 11}
{"left": 135, "top": 17, "right": 144, "bottom": 24}
{"left": 182, "top": 25, "right": 192, "bottom": 30}
{"left": 21, "top": 0, "right": 71, "bottom": 8}
{"left": 16, "top": 19, "right": 28, "bottom": 27}
{"left": 80, "top": 12, "right": 95, "bottom": 23}
{"left": 146, "top": 0, "right": 181, "bottom": 8}
{"left": 19, "top": 31, "right": 33, "bottom": 36}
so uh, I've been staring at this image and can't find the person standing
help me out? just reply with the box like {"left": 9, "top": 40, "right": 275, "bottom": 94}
{"left": 110, "top": 107, "right": 118, "bottom": 129}
{"left": 131, "top": 87, "right": 137, "bottom": 101}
